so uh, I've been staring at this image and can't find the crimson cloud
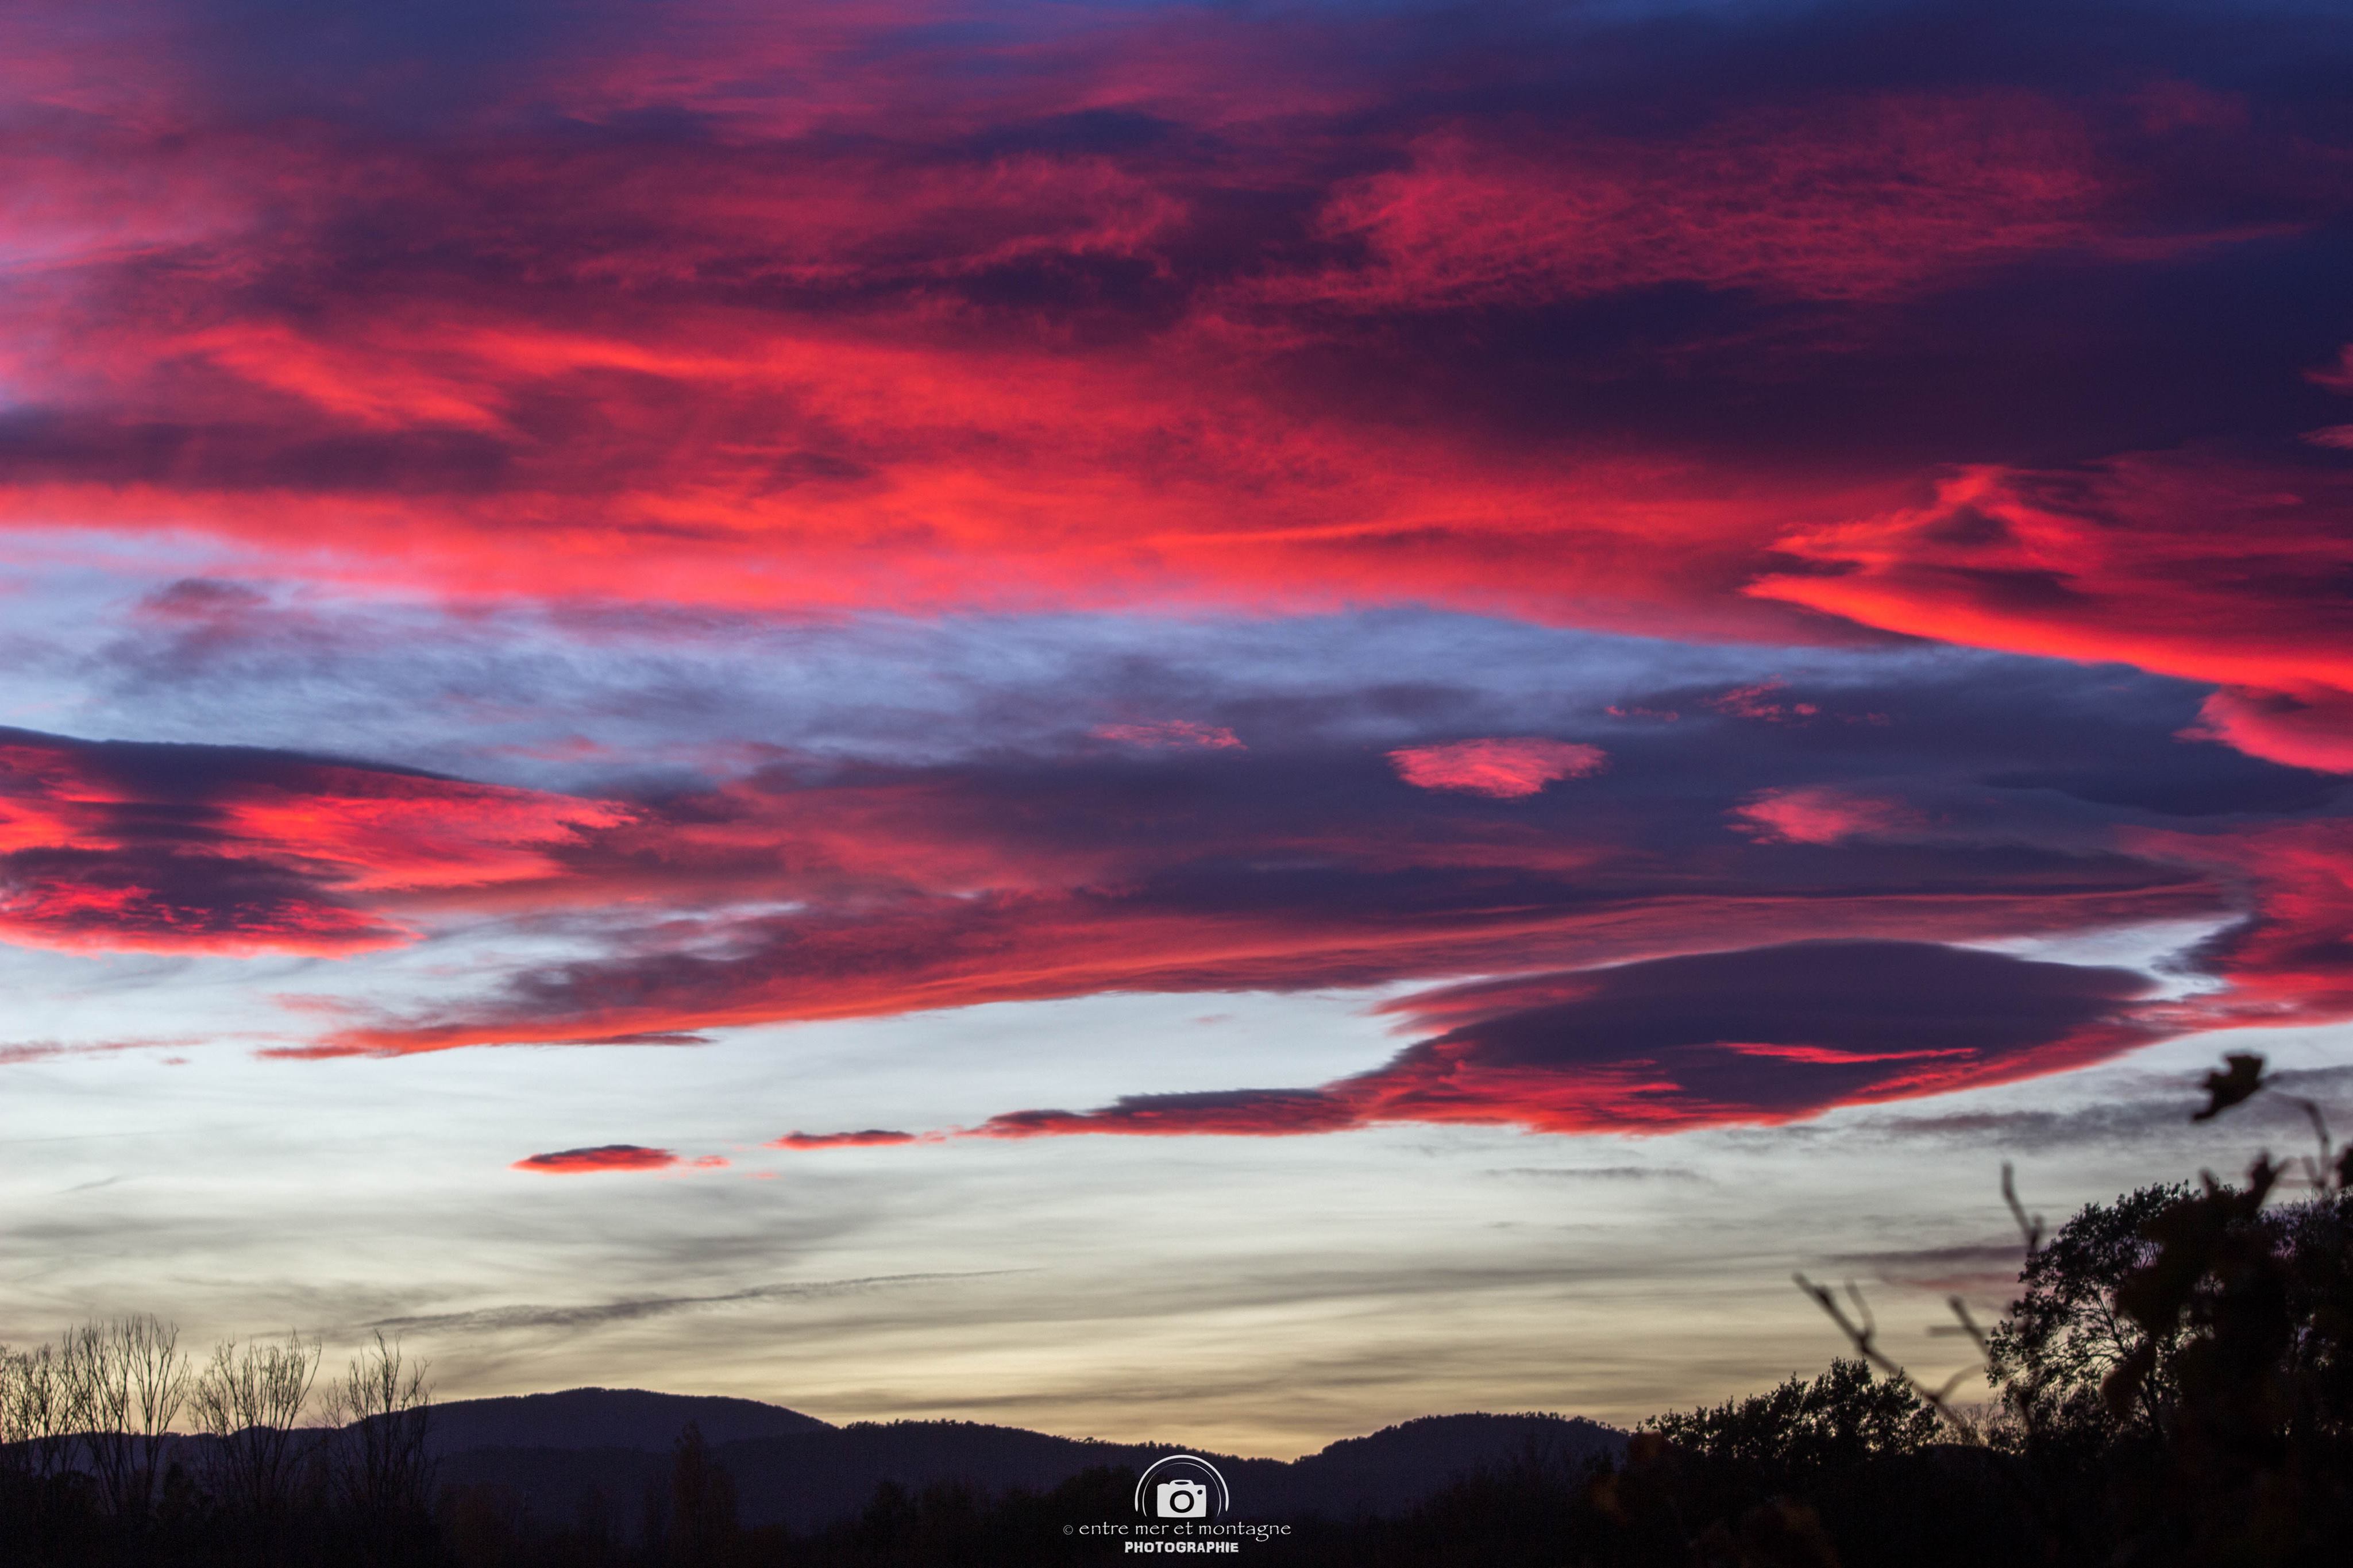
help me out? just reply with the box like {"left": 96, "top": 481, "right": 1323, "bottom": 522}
{"left": 2, "top": 1, "right": 2347, "bottom": 685}
{"left": 512, "top": 1145, "right": 682, "bottom": 1174}
{"left": 1389, "top": 740, "right": 1607, "bottom": 799}
{"left": 772, "top": 1130, "right": 922, "bottom": 1150}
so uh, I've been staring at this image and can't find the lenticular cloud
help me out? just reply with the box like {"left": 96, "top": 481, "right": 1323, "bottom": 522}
{"left": 966, "top": 941, "right": 2169, "bottom": 1141}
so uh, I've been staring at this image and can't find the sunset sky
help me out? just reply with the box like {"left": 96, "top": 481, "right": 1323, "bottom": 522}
{"left": 3, "top": 0, "right": 2352, "bottom": 1458}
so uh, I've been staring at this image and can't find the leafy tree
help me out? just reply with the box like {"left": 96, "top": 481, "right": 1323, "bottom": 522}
{"left": 1973, "top": 1059, "right": 2353, "bottom": 1562}
{"left": 1985, "top": 1182, "right": 2192, "bottom": 1438}
{"left": 1644, "top": 1358, "right": 1940, "bottom": 1485}
{"left": 2268, "top": 1188, "right": 2353, "bottom": 1423}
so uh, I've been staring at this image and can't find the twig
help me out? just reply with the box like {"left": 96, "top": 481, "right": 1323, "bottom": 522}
{"left": 1793, "top": 1273, "right": 1986, "bottom": 1445}
{"left": 2003, "top": 1163, "right": 2043, "bottom": 1257}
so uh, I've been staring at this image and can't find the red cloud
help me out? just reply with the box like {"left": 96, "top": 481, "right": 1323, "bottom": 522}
{"left": 2125, "top": 820, "right": 2353, "bottom": 1032}
{"left": 512, "top": 1145, "right": 679, "bottom": 1173}
{"left": 0, "top": 729, "right": 630, "bottom": 955}
{"left": 1278, "top": 95, "right": 2204, "bottom": 311}
{"left": 2181, "top": 687, "right": 2353, "bottom": 775}
{"left": 1732, "top": 787, "right": 1921, "bottom": 846}
{"left": 0, "top": 309, "right": 1854, "bottom": 646}
{"left": 1388, "top": 740, "right": 1607, "bottom": 798}
{"left": 771, "top": 1129, "right": 920, "bottom": 1150}
{"left": 1748, "top": 456, "right": 2353, "bottom": 773}
{"left": 0, "top": 5, "right": 2323, "bottom": 655}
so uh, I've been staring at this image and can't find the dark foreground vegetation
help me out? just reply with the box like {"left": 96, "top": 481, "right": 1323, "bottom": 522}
{"left": 6, "top": 1052, "right": 2349, "bottom": 1566}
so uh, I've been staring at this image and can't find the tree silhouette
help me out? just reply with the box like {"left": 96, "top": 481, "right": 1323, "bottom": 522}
{"left": 191, "top": 1329, "right": 322, "bottom": 1532}
{"left": 0, "top": 1342, "right": 83, "bottom": 1484}
{"left": 323, "top": 1330, "right": 437, "bottom": 1563}
{"left": 1645, "top": 1358, "right": 1939, "bottom": 1487}
{"left": 59, "top": 1315, "right": 191, "bottom": 1519}
{"left": 1986, "top": 1182, "right": 2193, "bottom": 1438}
{"left": 662, "top": 1421, "right": 740, "bottom": 1566}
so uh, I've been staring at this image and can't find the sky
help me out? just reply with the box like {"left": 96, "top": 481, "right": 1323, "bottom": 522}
{"left": 2, "top": 0, "right": 2351, "bottom": 1458}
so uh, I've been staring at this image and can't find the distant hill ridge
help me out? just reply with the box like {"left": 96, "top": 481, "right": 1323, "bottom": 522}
{"left": 419, "top": 1389, "right": 1626, "bottom": 1531}
{"left": 424, "top": 1387, "right": 831, "bottom": 1455}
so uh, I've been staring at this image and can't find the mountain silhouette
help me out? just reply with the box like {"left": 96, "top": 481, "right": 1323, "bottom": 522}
{"left": 426, "top": 1391, "right": 1625, "bottom": 1532}
{"left": 423, "top": 1387, "right": 830, "bottom": 1455}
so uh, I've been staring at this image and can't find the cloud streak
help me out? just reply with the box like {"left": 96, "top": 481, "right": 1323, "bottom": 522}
{"left": 365, "top": 1272, "right": 1016, "bottom": 1335}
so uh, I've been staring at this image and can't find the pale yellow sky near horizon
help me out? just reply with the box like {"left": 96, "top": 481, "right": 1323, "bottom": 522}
{"left": 6, "top": 972, "right": 2341, "bottom": 1459}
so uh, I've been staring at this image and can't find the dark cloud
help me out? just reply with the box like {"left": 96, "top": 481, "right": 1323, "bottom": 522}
{"left": 278, "top": 651, "right": 2290, "bottom": 1055}
{"left": 1844, "top": 1063, "right": 2353, "bottom": 1150}
{"left": 310, "top": 831, "right": 2204, "bottom": 1055}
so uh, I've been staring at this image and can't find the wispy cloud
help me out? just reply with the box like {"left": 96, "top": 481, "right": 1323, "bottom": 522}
{"left": 1487, "top": 1167, "right": 1707, "bottom": 1183}
{"left": 364, "top": 1273, "right": 1023, "bottom": 1337}
{"left": 0, "top": 1038, "right": 194, "bottom": 1066}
